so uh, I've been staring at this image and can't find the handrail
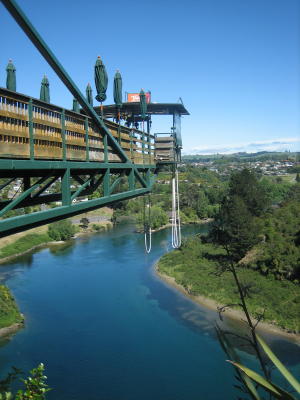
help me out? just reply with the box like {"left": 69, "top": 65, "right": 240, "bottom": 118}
{"left": 0, "top": 87, "right": 155, "bottom": 164}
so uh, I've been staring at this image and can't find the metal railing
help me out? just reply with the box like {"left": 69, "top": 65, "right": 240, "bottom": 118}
{"left": 0, "top": 87, "right": 155, "bottom": 165}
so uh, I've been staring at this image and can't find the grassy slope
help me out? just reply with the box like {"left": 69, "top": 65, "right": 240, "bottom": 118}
{"left": 0, "top": 232, "right": 50, "bottom": 328}
{"left": 0, "top": 285, "right": 23, "bottom": 328}
{"left": 0, "top": 233, "right": 50, "bottom": 259}
{"left": 158, "top": 239, "right": 300, "bottom": 332}
{"left": 0, "top": 208, "right": 114, "bottom": 329}
{"left": 0, "top": 208, "right": 114, "bottom": 260}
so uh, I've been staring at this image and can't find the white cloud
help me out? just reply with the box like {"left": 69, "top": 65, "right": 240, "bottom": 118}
{"left": 183, "top": 138, "right": 300, "bottom": 155}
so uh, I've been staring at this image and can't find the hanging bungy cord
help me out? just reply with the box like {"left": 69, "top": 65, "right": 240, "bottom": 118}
{"left": 144, "top": 194, "right": 152, "bottom": 254}
{"left": 171, "top": 166, "right": 181, "bottom": 248}
{"left": 140, "top": 89, "right": 152, "bottom": 253}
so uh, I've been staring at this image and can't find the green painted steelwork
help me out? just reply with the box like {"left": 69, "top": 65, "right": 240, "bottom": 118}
{"left": 61, "top": 169, "right": 71, "bottom": 206}
{"left": 0, "top": 187, "right": 150, "bottom": 238}
{"left": 28, "top": 98, "right": 34, "bottom": 159}
{"left": 0, "top": 159, "right": 155, "bottom": 171}
{"left": 0, "top": 0, "right": 183, "bottom": 238}
{"left": 84, "top": 117, "right": 89, "bottom": 162}
{"left": 61, "top": 109, "right": 67, "bottom": 161}
{"left": 1, "top": 0, "right": 150, "bottom": 186}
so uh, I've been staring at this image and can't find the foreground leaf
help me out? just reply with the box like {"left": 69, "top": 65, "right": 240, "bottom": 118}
{"left": 228, "top": 361, "right": 296, "bottom": 400}
{"left": 257, "top": 335, "right": 300, "bottom": 394}
{"left": 215, "top": 326, "right": 260, "bottom": 400}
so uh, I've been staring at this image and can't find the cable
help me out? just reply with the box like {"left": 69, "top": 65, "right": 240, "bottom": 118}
{"left": 144, "top": 194, "right": 152, "bottom": 254}
{"left": 171, "top": 168, "right": 181, "bottom": 248}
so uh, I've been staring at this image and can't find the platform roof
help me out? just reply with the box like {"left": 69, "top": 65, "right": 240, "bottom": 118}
{"left": 94, "top": 102, "right": 189, "bottom": 120}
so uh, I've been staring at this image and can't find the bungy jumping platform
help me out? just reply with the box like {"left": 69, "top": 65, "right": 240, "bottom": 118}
{"left": 0, "top": 0, "right": 189, "bottom": 238}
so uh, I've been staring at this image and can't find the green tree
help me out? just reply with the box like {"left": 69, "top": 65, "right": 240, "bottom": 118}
{"left": 212, "top": 195, "right": 260, "bottom": 261}
{"left": 137, "top": 205, "right": 168, "bottom": 230}
{"left": 80, "top": 217, "right": 89, "bottom": 229}
{"left": 211, "top": 169, "right": 268, "bottom": 261}
{"left": 16, "top": 364, "right": 50, "bottom": 400}
{"left": 228, "top": 169, "right": 270, "bottom": 216}
{"left": 0, "top": 364, "right": 50, "bottom": 400}
{"left": 48, "top": 220, "right": 75, "bottom": 241}
{"left": 195, "top": 191, "right": 209, "bottom": 218}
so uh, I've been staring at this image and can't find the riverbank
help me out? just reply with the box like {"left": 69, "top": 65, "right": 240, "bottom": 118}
{"left": 155, "top": 238, "right": 300, "bottom": 342}
{"left": 0, "top": 239, "right": 65, "bottom": 265}
{"left": 135, "top": 218, "right": 213, "bottom": 233}
{"left": 0, "top": 285, "right": 24, "bottom": 338}
{"left": 0, "top": 210, "right": 113, "bottom": 335}
{"left": 0, "top": 209, "right": 113, "bottom": 265}
{"left": 155, "top": 264, "right": 300, "bottom": 343}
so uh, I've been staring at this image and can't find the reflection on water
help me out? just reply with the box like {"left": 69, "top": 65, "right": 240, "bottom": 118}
{"left": 0, "top": 223, "right": 298, "bottom": 400}
{"left": 0, "top": 253, "right": 34, "bottom": 268}
{"left": 48, "top": 241, "right": 75, "bottom": 257}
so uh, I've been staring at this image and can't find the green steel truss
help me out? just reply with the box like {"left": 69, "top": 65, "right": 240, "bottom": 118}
{"left": 0, "top": 159, "right": 155, "bottom": 237}
{"left": 0, "top": 0, "right": 157, "bottom": 237}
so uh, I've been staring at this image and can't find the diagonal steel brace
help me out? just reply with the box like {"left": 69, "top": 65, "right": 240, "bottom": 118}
{"left": 1, "top": 0, "right": 148, "bottom": 189}
{"left": 0, "top": 174, "right": 52, "bottom": 217}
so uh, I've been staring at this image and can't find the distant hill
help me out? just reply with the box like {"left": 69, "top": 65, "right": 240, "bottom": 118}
{"left": 182, "top": 151, "right": 299, "bottom": 163}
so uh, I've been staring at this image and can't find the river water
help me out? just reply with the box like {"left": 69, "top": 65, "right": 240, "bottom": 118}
{"left": 0, "top": 224, "right": 299, "bottom": 400}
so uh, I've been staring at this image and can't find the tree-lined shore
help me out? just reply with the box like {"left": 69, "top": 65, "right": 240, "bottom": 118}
{"left": 157, "top": 168, "right": 300, "bottom": 333}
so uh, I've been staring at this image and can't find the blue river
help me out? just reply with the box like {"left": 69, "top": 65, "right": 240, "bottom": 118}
{"left": 0, "top": 224, "right": 299, "bottom": 400}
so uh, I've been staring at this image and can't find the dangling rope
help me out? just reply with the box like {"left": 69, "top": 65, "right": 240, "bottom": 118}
{"left": 171, "top": 168, "right": 181, "bottom": 248}
{"left": 144, "top": 194, "right": 152, "bottom": 254}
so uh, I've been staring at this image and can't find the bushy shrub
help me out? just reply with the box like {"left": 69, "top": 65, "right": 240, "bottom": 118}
{"left": 48, "top": 220, "right": 75, "bottom": 241}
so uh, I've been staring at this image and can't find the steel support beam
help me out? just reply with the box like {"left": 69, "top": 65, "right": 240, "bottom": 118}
{"left": 61, "top": 169, "right": 71, "bottom": 206}
{"left": 1, "top": 0, "right": 148, "bottom": 189}
{"left": 0, "top": 159, "right": 154, "bottom": 172}
{"left": 0, "top": 174, "right": 50, "bottom": 217}
{"left": 0, "top": 187, "right": 150, "bottom": 237}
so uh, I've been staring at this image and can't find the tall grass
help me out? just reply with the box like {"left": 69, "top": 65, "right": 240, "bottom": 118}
{"left": 0, "top": 233, "right": 50, "bottom": 259}
{"left": 158, "top": 239, "right": 300, "bottom": 332}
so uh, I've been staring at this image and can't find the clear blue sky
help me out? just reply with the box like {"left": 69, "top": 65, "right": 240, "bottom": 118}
{"left": 1, "top": 0, "right": 299, "bottom": 154}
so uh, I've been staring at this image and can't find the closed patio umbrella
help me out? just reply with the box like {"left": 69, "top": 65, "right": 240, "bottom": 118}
{"left": 72, "top": 98, "right": 79, "bottom": 113}
{"left": 139, "top": 89, "right": 147, "bottom": 120}
{"left": 113, "top": 70, "right": 122, "bottom": 142}
{"left": 6, "top": 60, "right": 16, "bottom": 91}
{"left": 94, "top": 56, "right": 108, "bottom": 103}
{"left": 86, "top": 83, "right": 93, "bottom": 106}
{"left": 113, "top": 70, "right": 122, "bottom": 110}
{"left": 40, "top": 75, "right": 50, "bottom": 103}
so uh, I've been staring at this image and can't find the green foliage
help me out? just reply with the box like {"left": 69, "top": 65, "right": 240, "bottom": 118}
{"left": 0, "top": 285, "right": 22, "bottom": 329}
{"left": 216, "top": 326, "right": 261, "bottom": 400}
{"left": 92, "top": 224, "right": 104, "bottom": 231}
{"left": 182, "top": 151, "right": 299, "bottom": 163}
{"left": 211, "top": 169, "right": 269, "bottom": 261}
{"left": 228, "top": 335, "right": 300, "bottom": 399}
{"left": 256, "top": 335, "right": 300, "bottom": 395}
{"left": 112, "top": 168, "right": 225, "bottom": 226}
{"left": 0, "top": 234, "right": 50, "bottom": 259}
{"left": 0, "top": 364, "right": 50, "bottom": 400}
{"left": 0, "top": 367, "right": 22, "bottom": 397}
{"left": 79, "top": 217, "right": 89, "bottom": 229}
{"left": 48, "top": 220, "right": 75, "bottom": 241}
{"left": 228, "top": 169, "right": 270, "bottom": 217}
{"left": 260, "top": 177, "right": 292, "bottom": 205}
{"left": 15, "top": 364, "right": 50, "bottom": 400}
{"left": 212, "top": 195, "right": 261, "bottom": 261}
{"left": 158, "top": 238, "right": 300, "bottom": 332}
{"left": 230, "top": 361, "right": 296, "bottom": 399}
{"left": 137, "top": 205, "right": 168, "bottom": 230}
{"left": 150, "top": 206, "right": 168, "bottom": 229}
{"left": 247, "top": 195, "right": 300, "bottom": 280}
